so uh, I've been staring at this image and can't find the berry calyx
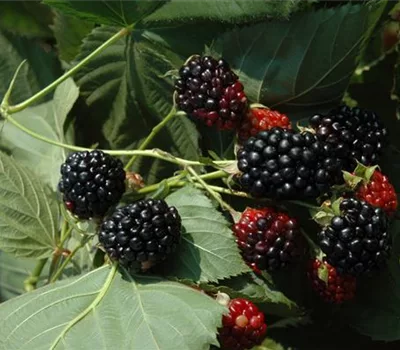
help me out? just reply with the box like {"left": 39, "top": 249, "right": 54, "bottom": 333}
{"left": 308, "top": 258, "right": 356, "bottom": 304}
{"left": 98, "top": 198, "right": 181, "bottom": 269}
{"left": 237, "top": 127, "right": 343, "bottom": 199}
{"left": 355, "top": 170, "right": 397, "bottom": 216}
{"left": 238, "top": 107, "right": 291, "bottom": 142}
{"left": 175, "top": 55, "right": 248, "bottom": 130}
{"left": 58, "top": 150, "right": 126, "bottom": 219}
{"left": 233, "top": 207, "right": 302, "bottom": 272}
{"left": 317, "top": 198, "right": 391, "bottom": 276}
{"left": 218, "top": 298, "right": 267, "bottom": 350}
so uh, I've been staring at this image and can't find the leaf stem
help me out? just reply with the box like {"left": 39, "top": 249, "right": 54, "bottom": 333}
{"left": 124, "top": 107, "right": 182, "bottom": 170}
{"left": 287, "top": 200, "right": 319, "bottom": 210}
{"left": 5, "top": 27, "right": 132, "bottom": 114}
{"left": 50, "top": 263, "right": 118, "bottom": 349}
{"left": 24, "top": 258, "right": 48, "bottom": 292}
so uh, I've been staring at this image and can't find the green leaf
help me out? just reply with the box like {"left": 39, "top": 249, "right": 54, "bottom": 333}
{"left": 51, "top": 11, "right": 94, "bottom": 63}
{"left": 0, "top": 252, "right": 48, "bottom": 301}
{"left": 0, "top": 1, "right": 54, "bottom": 38}
{"left": 44, "top": 0, "right": 166, "bottom": 26}
{"left": 0, "top": 31, "right": 61, "bottom": 104}
{"left": 0, "top": 265, "right": 224, "bottom": 349}
{"left": 165, "top": 186, "right": 250, "bottom": 283}
{"left": 253, "top": 338, "right": 286, "bottom": 350}
{"left": 0, "top": 152, "right": 59, "bottom": 258}
{"left": 340, "top": 221, "right": 400, "bottom": 341}
{"left": 0, "top": 79, "right": 79, "bottom": 190}
{"left": 73, "top": 26, "right": 200, "bottom": 183}
{"left": 212, "top": 3, "right": 386, "bottom": 119}
{"left": 141, "top": 0, "right": 301, "bottom": 27}
{"left": 201, "top": 273, "right": 301, "bottom": 318}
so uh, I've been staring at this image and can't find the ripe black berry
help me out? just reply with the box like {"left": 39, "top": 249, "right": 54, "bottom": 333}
{"left": 233, "top": 207, "right": 302, "bottom": 272}
{"left": 310, "top": 105, "right": 388, "bottom": 169}
{"left": 317, "top": 198, "right": 391, "bottom": 276}
{"left": 58, "top": 150, "right": 126, "bottom": 219}
{"left": 237, "top": 128, "right": 343, "bottom": 199}
{"left": 98, "top": 199, "right": 181, "bottom": 268}
{"left": 175, "top": 55, "right": 248, "bottom": 130}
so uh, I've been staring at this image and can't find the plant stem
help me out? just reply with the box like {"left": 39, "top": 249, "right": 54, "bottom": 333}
{"left": 24, "top": 258, "right": 48, "bottom": 292}
{"left": 137, "top": 170, "right": 228, "bottom": 195}
{"left": 287, "top": 200, "right": 319, "bottom": 210}
{"left": 0, "top": 112, "right": 232, "bottom": 169}
{"left": 124, "top": 107, "right": 182, "bottom": 170}
{"left": 6, "top": 27, "right": 132, "bottom": 114}
{"left": 50, "top": 237, "right": 90, "bottom": 283}
{"left": 49, "top": 225, "right": 73, "bottom": 280}
{"left": 187, "top": 166, "right": 235, "bottom": 213}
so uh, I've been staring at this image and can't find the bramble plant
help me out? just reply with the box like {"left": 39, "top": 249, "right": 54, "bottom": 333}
{"left": 0, "top": 1, "right": 400, "bottom": 349}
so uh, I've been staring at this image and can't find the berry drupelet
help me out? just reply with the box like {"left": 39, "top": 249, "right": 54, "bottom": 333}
{"left": 233, "top": 207, "right": 302, "bottom": 272}
{"left": 98, "top": 199, "right": 181, "bottom": 268}
{"left": 175, "top": 55, "right": 248, "bottom": 130}
{"left": 58, "top": 150, "right": 126, "bottom": 219}
{"left": 317, "top": 198, "right": 391, "bottom": 276}
{"left": 238, "top": 108, "right": 291, "bottom": 142}
{"left": 355, "top": 170, "right": 397, "bottom": 216}
{"left": 218, "top": 298, "right": 267, "bottom": 350}
{"left": 308, "top": 258, "right": 356, "bottom": 304}
{"left": 237, "top": 127, "right": 343, "bottom": 199}
{"left": 310, "top": 105, "right": 388, "bottom": 170}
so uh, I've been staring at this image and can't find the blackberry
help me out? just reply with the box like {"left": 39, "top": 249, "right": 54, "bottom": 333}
{"left": 58, "top": 150, "right": 126, "bottom": 219}
{"left": 237, "top": 127, "right": 343, "bottom": 199}
{"left": 174, "top": 55, "right": 248, "bottom": 130}
{"left": 98, "top": 199, "right": 181, "bottom": 268}
{"left": 317, "top": 198, "right": 391, "bottom": 276}
{"left": 308, "top": 258, "right": 356, "bottom": 304}
{"left": 218, "top": 297, "right": 267, "bottom": 350}
{"left": 233, "top": 207, "right": 302, "bottom": 272}
{"left": 310, "top": 105, "right": 388, "bottom": 169}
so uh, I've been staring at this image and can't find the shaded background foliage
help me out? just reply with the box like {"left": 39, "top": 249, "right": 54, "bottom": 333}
{"left": 0, "top": 0, "right": 399, "bottom": 349}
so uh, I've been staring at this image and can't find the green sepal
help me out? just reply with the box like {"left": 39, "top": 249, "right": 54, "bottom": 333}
{"left": 317, "top": 263, "right": 329, "bottom": 285}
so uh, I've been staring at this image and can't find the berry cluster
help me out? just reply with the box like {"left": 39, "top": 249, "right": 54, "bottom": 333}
{"left": 237, "top": 128, "right": 343, "bottom": 199}
{"left": 218, "top": 297, "right": 267, "bottom": 350}
{"left": 99, "top": 199, "right": 181, "bottom": 268}
{"left": 233, "top": 207, "right": 302, "bottom": 272}
{"left": 175, "top": 55, "right": 248, "bottom": 130}
{"left": 58, "top": 150, "right": 126, "bottom": 219}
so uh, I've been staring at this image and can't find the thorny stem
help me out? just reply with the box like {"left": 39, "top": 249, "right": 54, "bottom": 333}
{"left": 0, "top": 110, "right": 232, "bottom": 169}
{"left": 50, "top": 236, "right": 91, "bottom": 283}
{"left": 49, "top": 224, "right": 73, "bottom": 281}
{"left": 124, "top": 107, "right": 183, "bottom": 170}
{"left": 24, "top": 258, "right": 48, "bottom": 292}
{"left": 287, "top": 200, "right": 319, "bottom": 211}
{"left": 187, "top": 166, "right": 236, "bottom": 213}
{"left": 3, "top": 27, "right": 133, "bottom": 114}
{"left": 137, "top": 170, "right": 228, "bottom": 195}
